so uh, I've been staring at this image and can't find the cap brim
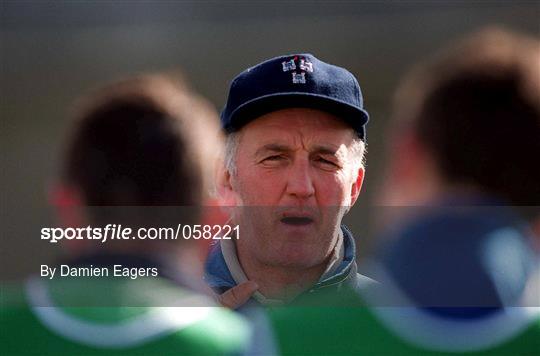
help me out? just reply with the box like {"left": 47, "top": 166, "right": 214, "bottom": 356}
{"left": 224, "top": 92, "right": 369, "bottom": 139}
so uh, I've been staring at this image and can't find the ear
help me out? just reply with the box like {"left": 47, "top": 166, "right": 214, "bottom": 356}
{"left": 216, "top": 164, "right": 237, "bottom": 207}
{"left": 378, "top": 132, "right": 441, "bottom": 206}
{"left": 49, "top": 184, "right": 84, "bottom": 227}
{"left": 49, "top": 184, "right": 89, "bottom": 254}
{"left": 377, "top": 134, "right": 416, "bottom": 207}
{"left": 391, "top": 134, "right": 423, "bottom": 181}
{"left": 349, "top": 167, "right": 365, "bottom": 207}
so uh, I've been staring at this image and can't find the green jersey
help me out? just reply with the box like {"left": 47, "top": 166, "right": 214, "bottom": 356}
{"left": 1, "top": 276, "right": 250, "bottom": 355}
{"left": 268, "top": 287, "right": 539, "bottom": 355}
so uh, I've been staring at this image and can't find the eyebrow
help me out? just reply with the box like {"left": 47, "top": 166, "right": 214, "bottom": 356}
{"left": 255, "top": 144, "right": 292, "bottom": 157}
{"left": 311, "top": 144, "right": 340, "bottom": 156}
{"left": 254, "top": 143, "right": 340, "bottom": 157}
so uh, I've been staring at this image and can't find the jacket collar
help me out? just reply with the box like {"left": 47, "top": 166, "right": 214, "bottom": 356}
{"left": 204, "top": 225, "right": 358, "bottom": 296}
{"left": 314, "top": 225, "right": 358, "bottom": 290}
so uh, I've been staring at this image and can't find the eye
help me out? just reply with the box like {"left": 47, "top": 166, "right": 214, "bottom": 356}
{"left": 314, "top": 156, "right": 341, "bottom": 170}
{"left": 259, "top": 155, "right": 287, "bottom": 165}
{"left": 263, "top": 155, "right": 284, "bottom": 162}
{"left": 316, "top": 157, "right": 337, "bottom": 166}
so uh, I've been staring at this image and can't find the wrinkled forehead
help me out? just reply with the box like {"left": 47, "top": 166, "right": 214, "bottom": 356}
{"left": 237, "top": 108, "right": 356, "bottom": 148}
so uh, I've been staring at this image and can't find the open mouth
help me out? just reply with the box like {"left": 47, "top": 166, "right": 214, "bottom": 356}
{"left": 280, "top": 216, "right": 314, "bottom": 226}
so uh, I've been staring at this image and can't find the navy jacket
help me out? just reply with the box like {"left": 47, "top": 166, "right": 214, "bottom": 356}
{"left": 204, "top": 225, "right": 376, "bottom": 304}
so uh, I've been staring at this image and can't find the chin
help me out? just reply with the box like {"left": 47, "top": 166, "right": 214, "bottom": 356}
{"left": 268, "top": 247, "right": 324, "bottom": 269}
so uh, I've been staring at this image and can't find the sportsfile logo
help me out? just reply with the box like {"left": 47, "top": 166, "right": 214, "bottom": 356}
{"left": 40, "top": 224, "right": 240, "bottom": 243}
{"left": 282, "top": 56, "right": 313, "bottom": 84}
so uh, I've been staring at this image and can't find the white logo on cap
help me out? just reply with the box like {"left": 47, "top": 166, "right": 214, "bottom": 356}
{"left": 282, "top": 56, "right": 313, "bottom": 84}
{"left": 299, "top": 59, "right": 313, "bottom": 72}
{"left": 282, "top": 59, "right": 296, "bottom": 72}
{"left": 292, "top": 72, "right": 306, "bottom": 84}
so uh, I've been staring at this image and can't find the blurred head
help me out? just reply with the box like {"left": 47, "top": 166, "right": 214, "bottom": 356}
{"left": 61, "top": 75, "right": 221, "bottom": 207}
{"left": 219, "top": 107, "right": 365, "bottom": 268}
{"left": 55, "top": 75, "right": 223, "bottom": 259}
{"left": 377, "top": 29, "right": 540, "bottom": 313}
{"left": 381, "top": 28, "right": 540, "bottom": 207}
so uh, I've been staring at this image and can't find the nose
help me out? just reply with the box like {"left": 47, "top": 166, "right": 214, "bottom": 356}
{"left": 285, "top": 157, "right": 315, "bottom": 200}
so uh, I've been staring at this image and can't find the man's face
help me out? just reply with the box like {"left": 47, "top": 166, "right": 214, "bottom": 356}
{"left": 224, "top": 108, "right": 364, "bottom": 269}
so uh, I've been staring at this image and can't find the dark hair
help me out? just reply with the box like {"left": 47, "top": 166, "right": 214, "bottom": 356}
{"left": 62, "top": 75, "right": 221, "bottom": 206}
{"left": 394, "top": 28, "right": 540, "bottom": 205}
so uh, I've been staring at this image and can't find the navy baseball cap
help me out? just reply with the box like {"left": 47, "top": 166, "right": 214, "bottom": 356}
{"left": 221, "top": 53, "right": 369, "bottom": 139}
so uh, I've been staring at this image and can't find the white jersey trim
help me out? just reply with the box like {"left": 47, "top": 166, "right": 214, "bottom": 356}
{"left": 360, "top": 263, "right": 539, "bottom": 352}
{"left": 25, "top": 276, "right": 213, "bottom": 349}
